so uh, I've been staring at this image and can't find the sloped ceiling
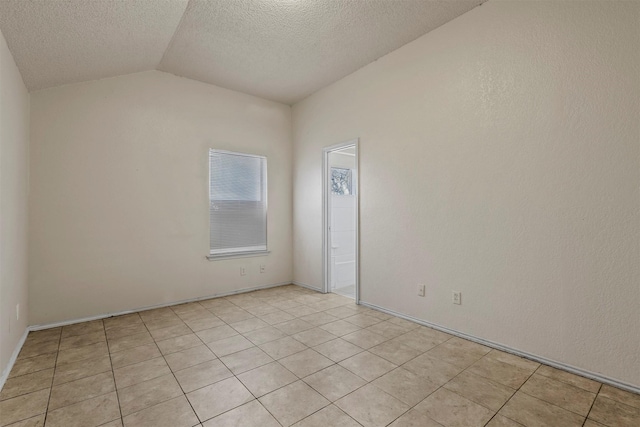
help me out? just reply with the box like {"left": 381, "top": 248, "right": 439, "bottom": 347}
{"left": 0, "top": 0, "right": 485, "bottom": 104}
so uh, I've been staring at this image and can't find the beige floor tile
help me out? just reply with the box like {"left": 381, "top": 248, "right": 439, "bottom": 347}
{"left": 61, "top": 320, "right": 104, "bottom": 338}
{"left": 187, "top": 377, "right": 253, "bottom": 421}
{"left": 259, "top": 310, "right": 296, "bottom": 325}
{"left": 17, "top": 341, "right": 59, "bottom": 360}
{"left": 259, "top": 336, "right": 307, "bottom": 359}
{"left": 466, "top": 356, "right": 533, "bottom": 389}
{"left": 53, "top": 355, "right": 112, "bottom": 386}
{"left": 122, "top": 395, "right": 199, "bottom": 427}
{"left": 324, "top": 306, "right": 359, "bottom": 319}
{"left": 318, "top": 320, "right": 362, "bottom": 337}
{"left": 342, "top": 330, "right": 388, "bottom": 349}
{"left": 103, "top": 314, "right": 143, "bottom": 330}
{"left": 259, "top": 381, "right": 329, "bottom": 427}
{"left": 284, "top": 306, "right": 320, "bottom": 318}
{"left": 279, "top": 349, "right": 333, "bottom": 378}
{"left": 107, "top": 331, "right": 154, "bottom": 353}
{"left": 23, "top": 329, "right": 60, "bottom": 346}
{"left": 426, "top": 341, "right": 487, "bottom": 369}
{"left": 56, "top": 341, "right": 109, "bottom": 365}
{"left": 0, "top": 368, "right": 54, "bottom": 401}
{"left": 598, "top": 384, "right": 640, "bottom": 408}
{"left": 291, "top": 328, "right": 337, "bottom": 347}
{"left": 3, "top": 414, "right": 45, "bottom": 427}
{"left": 117, "top": 373, "right": 183, "bottom": 416}
{"left": 372, "top": 367, "right": 439, "bottom": 406}
{"left": 443, "top": 370, "right": 515, "bottom": 411}
{"left": 484, "top": 350, "right": 539, "bottom": 373}
{"left": 105, "top": 323, "right": 148, "bottom": 340}
{"left": 59, "top": 331, "right": 106, "bottom": 351}
{"left": 230, "top": 317, "right": 269, "bottom": 334}
{"left": 156, "top": 334, "right": 202, "bottom": 355}
{"left": 217, "top": 309, "right": 254, "bottom": 324}
{"left": 8, "top": 353, "right": 56, "bottom": 379}
{"left": 202, "top": 400, "right": 280, "bottom": 427}
{"left": 344, "top": 314, "right": 382, "bottom": 328}
{"left": 237, "top": 362, "right": 298, "bottom": 397}
{"left": 174, "top": 359, "right": 233, "bottom": 393}
{"left": 299, "top": 312, "right": 340, "bottom": 326}
{"left": 242, "top": 325, "right": 288, "bottom": 345}
{"left": 113, "top": 356, "right": 171, "bottom": 389}
{"left": 365, "top": 321, "right": 414, "bottom": 339}
{"left": 219, "top": 346, "right": 273, "bottom": 374}
{"left": 499, "top": 392, "right": 584, "bottom": 427}
{"left": 388, "top": 408, "right": 444, "bottom": 427}
{"left": 149, "top": 324, "right": 193, "bottom": 341}
{"left": 48, "top": 371, "right": 115, "bottom": 410}
{"left": 583, "top": 420, "right": 607, "bottom": 427}
{"left": 340, "top": 351, "right": 397, "bottom": 382}
{"left": 415, "top": 388, "right": 494, "bottom": 427}
{"left": 110, "top": 343, "right": 161, "bottom": 369}
{"left": 206, "top": 335, "right": 254, "bottom": 357}
{"left": 164, "top": 345, "right": 216, "bottom": 372}
{"left": 245, "top": 304, "right": 280, "bottom": 317}
{"left": 335, "top": 384, "right": 409, "bottom": 427}
{"left": 275, "top": 319, "right": 315, "bottom": 335}
{"left": 485, "top": 415, "right": 523, "bottom": 426}
{"left": 389, "top": 331, "right": 445, "bottom": 353}
{"left": 303, "top": 364, "right": 366, "bottom": 402}
{"left": 183, "top": 316, "right": 224, "bottom": 332}
{"left": 196, "top": 325, "right": 238, "bottom": 344}
{"left": 588, "top": 395, "right": 640, "bottom": 427}
{"left": 0, "top": 388, "right": 49, "bottom": 427}
{"left": 519, "top": 373, "right": 596, "bottom": 416}
{"left": 393, "top": 353, "right": 460, "bottom": 386}
{"left": 313, "top": 338, "right": 363, "bottom": 362}
{"left": 292, "top": 404, "right": 360, "bottom": 427}
{"left": 144, "top": 317, "right": 187, "bottom": 331}
{"left": 369, "top": 340, "right": 422, "bottom": 365}
{"left": 45, "top": 392, "right": 120, "bottom": 427}
{"left": 535, "top": 365, "right": 601, "bottom": 393}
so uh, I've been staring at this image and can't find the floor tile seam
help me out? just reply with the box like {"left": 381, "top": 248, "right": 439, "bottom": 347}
{"left": 590, "top": 389, "right": 640, "bottom": 412}
{"left": 533, "top": 365, "right": 602, "bottom": 394}
{"left": 582, "top": 383, "right": 604, "bottom": 427}
{"left": 105, "top": 334, "right": 126, "bottom": 427}
{"left": 474, "top": 351, "right": 552, "bottom": 427}
{"left": 0, "top": 373, "right": 55, "bottom": 402}
{"left": 141, "top": 315, "right": 202, "bottom": 426}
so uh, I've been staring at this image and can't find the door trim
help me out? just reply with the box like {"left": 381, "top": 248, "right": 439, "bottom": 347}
{"left": 322, "top": 139, "right": 359, "bottom": 304}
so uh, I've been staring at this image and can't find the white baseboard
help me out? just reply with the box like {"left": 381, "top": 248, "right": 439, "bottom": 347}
{"left": 0, "top": 328, "right": 29, "bottom": 391}
{"left": 359, "top": 300, "right": 640, "bottom": 395}
{"left": 29, "top": 281, "right": 292, "bottom": 331}
{"left": 292, "top": 281, "right": 322, "bottom": 292}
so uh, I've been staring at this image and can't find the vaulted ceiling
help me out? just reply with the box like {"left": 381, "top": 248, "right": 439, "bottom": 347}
{"left": 0, "top": 0, "right": 485, "bottom": 104}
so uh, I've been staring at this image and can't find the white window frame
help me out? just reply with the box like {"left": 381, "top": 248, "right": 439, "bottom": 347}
{"left": 207, "top": 149, "right": 268, "bottom": 260}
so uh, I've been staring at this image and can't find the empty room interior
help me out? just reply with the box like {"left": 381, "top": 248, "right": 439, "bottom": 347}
{"left": 0, "top": 1, "right": 638, "bottom": 426}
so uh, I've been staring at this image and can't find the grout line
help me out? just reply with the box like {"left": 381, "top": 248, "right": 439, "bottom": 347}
{"left": 582, "top": 383, "right": 602, "bottom": 426}
{"left": 41, "top": 329, "right": 61, "bottom": 426}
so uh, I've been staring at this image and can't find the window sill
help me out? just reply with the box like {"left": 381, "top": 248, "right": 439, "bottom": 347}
{"left": 206, "top": 250, "right": 270, "bottom": 261}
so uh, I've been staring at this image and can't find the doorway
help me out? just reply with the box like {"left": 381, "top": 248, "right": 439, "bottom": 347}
{"left": 323, "top": 140, "right": 359, "bottom": 302}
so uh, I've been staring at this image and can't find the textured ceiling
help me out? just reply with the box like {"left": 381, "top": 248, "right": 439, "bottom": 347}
{"left": 0, "top": 0, "right": 485, "bottom": 104}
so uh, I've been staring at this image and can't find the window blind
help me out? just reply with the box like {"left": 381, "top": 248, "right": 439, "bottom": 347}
{"left": 209, "top": 149, "right": 267, "bottom": 256}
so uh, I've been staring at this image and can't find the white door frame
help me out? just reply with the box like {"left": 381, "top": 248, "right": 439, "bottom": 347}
{"left": 322, "top": 139, "right": 359, "bottom": 304}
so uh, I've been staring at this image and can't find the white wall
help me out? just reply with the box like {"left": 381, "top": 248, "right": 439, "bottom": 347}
{"left": 29, "top": 71, "right": 292, "bottom": 325}
{"left": 0, "top": 30, "right": 30, "bottom": 379}
{"left": 292, "top": 0, "right": 640, "bottom": 388}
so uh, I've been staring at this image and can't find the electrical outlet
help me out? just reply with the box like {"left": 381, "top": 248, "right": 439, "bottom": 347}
{"left": 16, "top": 303, "right": 20, "bottom": 321}
{"left": 240, "top": 267, "right": 246, "bottom": 276}
{"left": 417, "top": 284, "right": 425, "bottom": 297}
{"left": 453, "top": 291, "right": 462, "bottom": 305}
{"left": 260, "top": 265, "right": 266, "bottom": 273}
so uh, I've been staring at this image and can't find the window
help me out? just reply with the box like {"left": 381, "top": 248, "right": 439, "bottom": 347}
{"left": 331, "top": 167, "right": 352, "bottom": 195}
{"left": 209, "top": 149, "right": 267, "bottom": 257}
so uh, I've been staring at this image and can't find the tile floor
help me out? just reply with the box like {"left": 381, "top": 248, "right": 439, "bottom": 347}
{"left": 1, "top": 284, "right": 639, "bottom": 427}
